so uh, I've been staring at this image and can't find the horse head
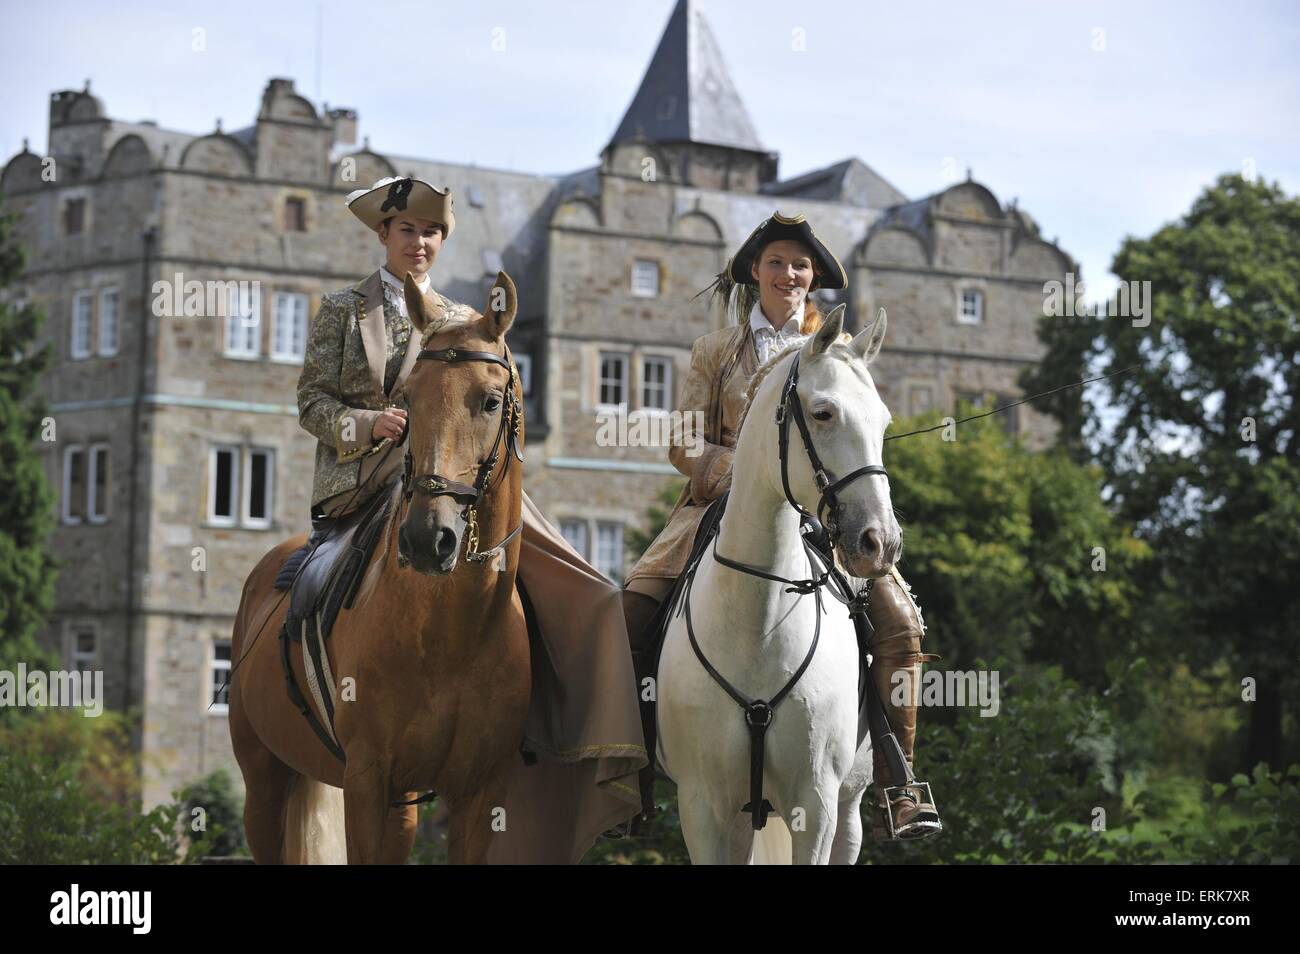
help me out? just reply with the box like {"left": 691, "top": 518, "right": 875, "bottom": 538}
{"left": 395, "top": 270, "right": 522, "bottom": 575}
{"left": 776, "top": 303, "right": 901, "bottom": 578}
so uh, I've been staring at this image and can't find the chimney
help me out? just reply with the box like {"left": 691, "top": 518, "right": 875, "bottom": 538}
{"left": 327, "top": 107, "right": 358, "bottom": 147}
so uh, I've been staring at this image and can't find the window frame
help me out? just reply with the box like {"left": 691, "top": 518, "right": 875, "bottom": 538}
{"left": 223, "top": 284, "right": 262, "bottom": 359}
{"left": 559, "top": 518, "right": 589, "bottom": 559}
{"left": 67, "top": 622, "right": 98, "bottom": 672}
{"left": 596, "top": 351, "right": 629, "bottom": 411}
{"left": 97, "top": 286, "right": 120, "bottom": 356}
{"left": 593, "top": 520, "right": 625, "bottom": 583}
{"left": 210, "top": 639, "right": 232, "bottom": 714}
{"left": 283, "top": 197, "right": 307, "bottom": 233}
{"left": 62, "top": 444, "right": 86, "bottom": 524}
{"left": 957, "top": 288, "right": 984, "bottom": 325}
{"left": 640, "top": 355, "right": 673, "bottom": 413}
{"left": 87, "top": 442, "right": 110, "bottom": 524}
{"left": 71, "top": 290, "right": 93, "bottom": 359}
{"left": 630, "top": 259, "right": 660, "bottom": 299}
{"left": 271, "top": 290, "right": 309, "bottom": 363}
{"left": 208, "top": 445, "right": 239, "bottom": 527}
{"left": 241, "top": 447, "right": 274, "bottom": 529}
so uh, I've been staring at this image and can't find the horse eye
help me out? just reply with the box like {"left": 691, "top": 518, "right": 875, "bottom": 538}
{"left": 484, "top": 396, "right": 502, "bottom": 412}
{"left": 812, "top": 408, "right": 833, "bottom": 422}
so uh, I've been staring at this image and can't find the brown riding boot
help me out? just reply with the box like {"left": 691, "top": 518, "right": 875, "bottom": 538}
{"left": 865, "top": 567, "right": 942, "bottom": 841}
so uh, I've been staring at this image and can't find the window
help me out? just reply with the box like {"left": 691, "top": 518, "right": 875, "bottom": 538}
{"left": 210, "top": 446, "right": 237, "bottom": 525}
{"left": 209, "top": 445, "right": 274, "bottom": 527}
{"left": 62, "top": 445, "right": 85, "bottom": 524}
{"left": 908, "top": 384, "right": 935, "bottom": 416}
{"left": 467, "top": 184, "right": 485, "bottom": 208}
{"left": 631, "top": 259, "right": 660, "bottom": 298}
{"left": 223, "top": 284, "right": 261, "bottom": 358}
{"left": 71, "top": 291, "right": 93, "bottom": 359}
{"left": 283, "top": 197, "right": 306, "bottom": 232}
{"left": 69, "top": 625, "right": 97, "bottom": 672}
{"left": 641, "top": 356, "right": 672, "bottom": 412}
{"left": 958, "top": 288, "right": 983, "bottom": 325}
{"left": 272, "top": 291, "right": 308, "bottom": 362}
{"left": 87, "top": 443, "right": 110, "bottom": 523}
{"left": 597, "top": 352, "right": 628, "bottom": 409}
{"left": 560, "top": 519, "right": 588, "bottom": 559}
{"left": 513, "top": 353, "right": 533, "bottom": 397}
{"left": 210, "top": 640, "right": 232, "bottom": 713}
{"left": 64, "top": 197, "right": 85, "bottom": 235}
{"left": 594, "top": 521, "right": 625, "bottom": 582}
{"left": 955, "top": 390, "right": 1018, "bottom": 436}
{"left": 243, "top": 448, "right": 273, "bottom": 528}
{"left": 98, "top": 287, "right": 119, "bottom": 356}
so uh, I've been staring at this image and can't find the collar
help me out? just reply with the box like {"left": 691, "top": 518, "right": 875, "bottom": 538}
{"left": 380, "top": 264, "right": 431, "bottom": 295}
{"left": 749, "top": 298, "right": 805, "bottom": 336}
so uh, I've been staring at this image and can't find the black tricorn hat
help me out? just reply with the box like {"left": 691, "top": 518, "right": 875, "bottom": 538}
{"left": 726, "top": 211, "right": 847, "bottom": 290}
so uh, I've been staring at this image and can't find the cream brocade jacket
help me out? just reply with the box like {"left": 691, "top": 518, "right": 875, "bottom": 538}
{"left": 625, "top": 321, "right": 762, "bottom": 585}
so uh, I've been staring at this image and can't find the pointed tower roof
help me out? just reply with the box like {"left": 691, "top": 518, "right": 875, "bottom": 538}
{"left": 608, "top": 0, "right": 763, "bottom": 152}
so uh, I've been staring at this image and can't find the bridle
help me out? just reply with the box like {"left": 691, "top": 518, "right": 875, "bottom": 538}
{"left": 398, "top": 342, "right": 525, "bottom": 566}
{"left": 775, "top": 350, "right": 889, "bottom": 545}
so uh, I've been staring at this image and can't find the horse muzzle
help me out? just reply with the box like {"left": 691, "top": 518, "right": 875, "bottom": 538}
{"left": 398, "top": 508, "right": 466, "bottom": 575}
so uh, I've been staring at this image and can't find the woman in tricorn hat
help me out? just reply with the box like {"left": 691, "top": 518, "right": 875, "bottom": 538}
{"left": 622, "top": 211, "right": 943, "bottom": 841}
{"left": 294, "top": 176, "right": 648, "bottom": 862}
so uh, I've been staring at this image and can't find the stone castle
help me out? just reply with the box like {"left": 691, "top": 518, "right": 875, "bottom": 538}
{"left": 2, "top": 0, "right": 1073, "bottom": 805}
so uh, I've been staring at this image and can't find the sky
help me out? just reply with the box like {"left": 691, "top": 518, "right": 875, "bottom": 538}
{"left": 1, "top": 0, "right": 1297, "bottom": 304}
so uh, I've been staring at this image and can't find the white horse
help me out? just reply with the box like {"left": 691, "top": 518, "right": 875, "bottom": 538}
{"left": 657, "top": 304, "right": 900, "bottom": 865}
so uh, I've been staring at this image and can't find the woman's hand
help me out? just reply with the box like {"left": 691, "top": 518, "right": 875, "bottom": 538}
{"left": 372, "top": 407, "right": 408, "bottom": 442}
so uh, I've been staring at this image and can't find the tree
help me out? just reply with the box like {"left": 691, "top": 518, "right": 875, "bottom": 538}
{"left": 1026, "top": 174, "right": 1300, "bottom": 771}
{"left": 0, "top": 197, "right": 58, "bottom": 676}
{"left": 885, "top": 410, "right": 1149, "bottom": 686}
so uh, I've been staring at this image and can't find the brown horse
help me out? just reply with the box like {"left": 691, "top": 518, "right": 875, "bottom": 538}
{"left": 228, "top": 271, "right": 530, "bottom": 864}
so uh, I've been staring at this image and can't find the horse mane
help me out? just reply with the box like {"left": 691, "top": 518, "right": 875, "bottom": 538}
{"left": 417, "top": 300, "right": 479, "bottom": 347}
{"left": 735, "top": 338, "right": 868, "bottom": 437}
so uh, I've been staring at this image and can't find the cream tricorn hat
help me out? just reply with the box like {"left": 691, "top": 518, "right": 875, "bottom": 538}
{"left": 345, "top": 176, "right": 456, "bottom": 237}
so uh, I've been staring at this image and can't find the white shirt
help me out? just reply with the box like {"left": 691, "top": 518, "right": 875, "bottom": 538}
{"left": 749, "top": 299, "right": 806, "bottom": 364}
{"left": 379, "top": 265, "right": 431, "bottom": 319}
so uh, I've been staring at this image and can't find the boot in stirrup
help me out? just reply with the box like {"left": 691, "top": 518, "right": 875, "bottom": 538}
{"left": 866, "top": 567, "right": 943, "bottom": 842}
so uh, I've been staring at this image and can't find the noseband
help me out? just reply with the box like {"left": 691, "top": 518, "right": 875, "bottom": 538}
{"left": 775, "top": 351, "right": 888, "bottom": 544}
{"left": 399, "top": 343, "right": 524, "bottom": 564}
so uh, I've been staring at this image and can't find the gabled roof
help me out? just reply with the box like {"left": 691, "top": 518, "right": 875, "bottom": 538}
{"left": 607, "top": 0, "right": 763, "bottom": 153}
{"left": 763, "top": 157, "right": 908, "bottom": 209}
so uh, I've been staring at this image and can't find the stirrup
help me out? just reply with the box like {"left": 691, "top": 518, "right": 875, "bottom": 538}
{"left": 875, "top": 781, "right": 942, "bottom": 842}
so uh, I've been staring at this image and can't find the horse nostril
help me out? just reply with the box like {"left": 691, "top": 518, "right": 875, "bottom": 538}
{"left": 433, "top": 527, "right": 458, "bottom": 562}
{"left": 861, "top": 528, "right": 878, "bottom": 556}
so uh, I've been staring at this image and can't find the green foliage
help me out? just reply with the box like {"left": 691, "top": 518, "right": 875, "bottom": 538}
{"left": 1028, "top": 173, "right": 1300, "bottom": 771}
{"left": 176, "top": 769, "right": 247, "bottom": 860}
{"left": 861, "top": 662, "right": 1158, "bottom": 865}
{"left": 885, "top": 410, "right": 1149, "bottom": 685}
{"left": 0, "top": 709, "right": 246, "bottom": 863}
{"left": 0, "top": 198, "right": 58, "bottom": 677}
{"left": 625, "top": 478, "right": 685, "bottom": 562}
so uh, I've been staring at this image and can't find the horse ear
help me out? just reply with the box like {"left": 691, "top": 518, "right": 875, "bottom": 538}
{"left": 403, "top": 273, "right": 434, "bottom": 334}
{"left": 482, "top": 270, "right": 517, "bottom": 340}
{"left": 851, "top": 306, "right": 888, "bottom": 365}
{"left": 804, "top": 302, "right": 845, "bottom": 357}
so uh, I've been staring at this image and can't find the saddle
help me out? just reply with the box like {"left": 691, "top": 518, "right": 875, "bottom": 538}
{"left": 274, "top": 481, "right": 543, "bottom": 787}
